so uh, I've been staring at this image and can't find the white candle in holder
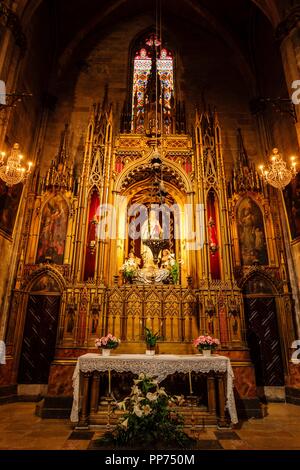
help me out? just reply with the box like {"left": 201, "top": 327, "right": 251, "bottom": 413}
{"left": 188, "top": 370, "right": 193, "bottom": 395}
{"left": 108, "top": 369, "right": 111, "bottom": 395}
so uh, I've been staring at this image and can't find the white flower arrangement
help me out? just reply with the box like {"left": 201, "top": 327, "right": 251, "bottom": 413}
{"left": 96, "top": 373, "right": 195, "bottom": 448}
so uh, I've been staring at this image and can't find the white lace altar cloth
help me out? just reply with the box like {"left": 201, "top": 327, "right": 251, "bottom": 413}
{"left": 70, "top": 353, "right": 238, "bottom": 424}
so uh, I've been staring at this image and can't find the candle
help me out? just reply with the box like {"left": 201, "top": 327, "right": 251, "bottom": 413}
{"left": 108, "top": 369, "right": 111, "bottom": 395}
{"left": 188, "top": 370, "right": 193, "bottom": 395}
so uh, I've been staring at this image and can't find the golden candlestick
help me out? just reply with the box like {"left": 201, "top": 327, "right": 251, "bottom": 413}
{"left": 108, "top": 369, "right": 111, "bottom": 395}
{"left": 188, "top": 370, "right": 193, "bottom": 395}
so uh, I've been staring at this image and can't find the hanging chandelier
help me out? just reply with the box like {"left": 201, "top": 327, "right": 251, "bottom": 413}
{"left": 259, "top": 148, "right": 297, "bottom": 190}
{"left": 0, "top": 143, "right": 32, "bottom": 186}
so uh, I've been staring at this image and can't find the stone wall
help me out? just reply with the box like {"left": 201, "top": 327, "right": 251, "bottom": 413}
{"left": 0, "top": 1, "right": 53, "bottom": 335}
{"left": 40, "top": 12, "right": 290, "bottom": 178}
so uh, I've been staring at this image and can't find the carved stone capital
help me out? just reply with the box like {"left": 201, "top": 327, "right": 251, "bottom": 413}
{"left": 0, "top": 1, "right": 27, "bottom": 55}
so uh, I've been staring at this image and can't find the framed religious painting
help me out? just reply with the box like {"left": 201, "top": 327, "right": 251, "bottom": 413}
{"left": 283, "top": 173, "right": 300, "bottom": 241}
{"left": 237, "top": 197, "right": 268, "bottom": 266}
{"left": 0, "top": 180, "right": 23, "bottom": 238}
{"left": 36, "top": 195, "right": 69, "bottom": 264}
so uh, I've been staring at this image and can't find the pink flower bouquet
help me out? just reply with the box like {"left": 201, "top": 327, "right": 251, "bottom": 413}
{"left": 193, "top": 334, "right": 220, "bottom": 352}
{"left": 95, "top": 334, "right": 120, "bottom": 350}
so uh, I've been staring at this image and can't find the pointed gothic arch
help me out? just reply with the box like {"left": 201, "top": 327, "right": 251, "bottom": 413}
{"left": 25, "top": 267, "right": 66, "bottom": 294}
{"left": 114, "top": 151, "right": 193, "bottom": 195}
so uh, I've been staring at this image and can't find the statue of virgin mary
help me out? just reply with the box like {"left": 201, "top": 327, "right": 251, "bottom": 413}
{"left": 141, "top": 211, "right": 162, "bottom": 267}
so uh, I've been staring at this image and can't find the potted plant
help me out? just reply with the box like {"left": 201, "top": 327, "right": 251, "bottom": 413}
{"left": 144, "top": 327, "right": 161, "bottom": 355}
{"left": 120, "top": 253, "right": 140, "bottom": 284}
{"left": 121, "top": 264, "right": 136, "bottom": 284}
{"left": 95, "top": 334, "right": 120, "bottom": 356}
{"left": 169, "top": 259, "right": 179, "bottom": 284}
{"left": 193, "top": 334, "right": 220, "bottom": 356}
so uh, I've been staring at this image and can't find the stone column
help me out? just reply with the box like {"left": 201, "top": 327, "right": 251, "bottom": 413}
{"left": 277, "top": 9, "right": 300, "bottom": 395}
{"left": 277, "top": 7, "right": 300, "bottom": 145}
{"left": 0, "top": 2, "right": 27, "bottom": 146}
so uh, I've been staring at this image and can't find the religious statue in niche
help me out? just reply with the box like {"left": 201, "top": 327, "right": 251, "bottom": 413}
{"left": 83, "top": 190, "right": 100, "bottom": 280}
{"left": 87, "top": 214, "right": 98, "bottom": 254}
{"left": 208, "top": 216, "right": 218, "bottom": 254}
{"left": 36, "top": 195, "right": 68, "bottom": 264}
{"left": 237, "top": 197, "right": 268, "bottom": 266}
{"left": 91, "top": 306, "right": 100, "bottom": 334}
{"left": 66, "top": 307, "right": 76, "bottom": 334}
{"left": 206, "top": 315, "right": 215, "bottom": 335}
{"left": 76, "top": 288, "right": 88, "bottom": 345}
{"left": 228, "top": 302, "right": 240, "bottom": 338}
{"left": 0, "top": 181, "right": 23, "bottom": 236}
{"left": 141, "top": 211, "right": 163, "bottom": 268}
{"left": 205, "top": 300, "right": 216, "bottom": 335}
{"left": 66, "top": 296, "right": 77, "bottom": 334}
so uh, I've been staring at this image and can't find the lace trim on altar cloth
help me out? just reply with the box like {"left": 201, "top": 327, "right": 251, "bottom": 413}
{"left": 70, "top": 354, "right": 238, "bottom": 424}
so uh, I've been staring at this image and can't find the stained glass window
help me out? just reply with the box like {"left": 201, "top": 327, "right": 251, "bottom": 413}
{"left": 157, "top": 48, "right": 174, "bottom": 113}
{"left": 131, "top": 37, "right": 174, "bottom": 134}
{"left": 132, "top": 48, "right": 152, "bottom": 133}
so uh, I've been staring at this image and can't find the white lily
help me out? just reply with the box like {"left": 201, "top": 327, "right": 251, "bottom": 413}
{"left": 143, "top": 404, "right": 152, "bottom": 416}
{"left": 133, "top": 405, "right": 143, "bottom": 417}
{"left": 132, "top": 395, "right": 144, "bottom": 403}
{"left": 174, "top": 395, "right": 185, "bottom": 406}
{"left": 120, "top": 418, "right": 129, "bottom": 428}
{"left": 131, "top": 385, "right": 141, "bottom": 396}
{"left": 117, "top": 400, "right": 127, "bottom": 410}
{"left": 146, "top": 392, "right": 158, "bottom": 401}
{"left": 157, "top": 387, "right": 167, "bottom": 396}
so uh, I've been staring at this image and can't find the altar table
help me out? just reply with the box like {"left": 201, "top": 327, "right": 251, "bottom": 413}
{"left": 70, "top": 353, "right": 238, "bottom": 426}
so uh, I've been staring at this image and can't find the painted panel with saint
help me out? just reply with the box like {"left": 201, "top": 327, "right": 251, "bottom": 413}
{"left": 36, "top": 195, "right": 68, "bottom": 264}
{"left": 237, "top": 197, "right": 268, "bottom": 266}
{"left": 0, "top": 181, "right": 23, "bottom": 236}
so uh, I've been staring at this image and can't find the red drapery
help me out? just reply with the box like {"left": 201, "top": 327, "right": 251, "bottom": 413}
{"left": 207, "top": 190, "right": 221, "bottom": 280}
{"left": 84, "top": 189, "right": 100, "bottom": 280}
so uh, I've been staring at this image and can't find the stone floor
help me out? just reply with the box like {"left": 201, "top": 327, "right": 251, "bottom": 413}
{"left": 0, "top": 402, "right": 300, "bottom": 450}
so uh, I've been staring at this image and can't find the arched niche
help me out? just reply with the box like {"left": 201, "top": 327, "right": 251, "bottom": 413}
{"left": 206, "top": 189, "right": 221, "bottom": 280}
{"left": 83, "top": 186, "right": 100, "bottom": 281}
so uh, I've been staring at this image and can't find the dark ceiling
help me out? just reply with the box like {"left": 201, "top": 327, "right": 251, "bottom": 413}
{"left": 30, "top": 0, "right": 275, "bottom": 63}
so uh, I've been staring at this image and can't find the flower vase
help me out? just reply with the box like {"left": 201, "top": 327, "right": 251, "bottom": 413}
{"left": 145, "top": 346, "right": 155, "bottom": 356}
{"left": 202, "top": 349, "right": 211, "bottom": 357}
{"left": 101, "top": 348, "right": 111, "bottom": 356}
